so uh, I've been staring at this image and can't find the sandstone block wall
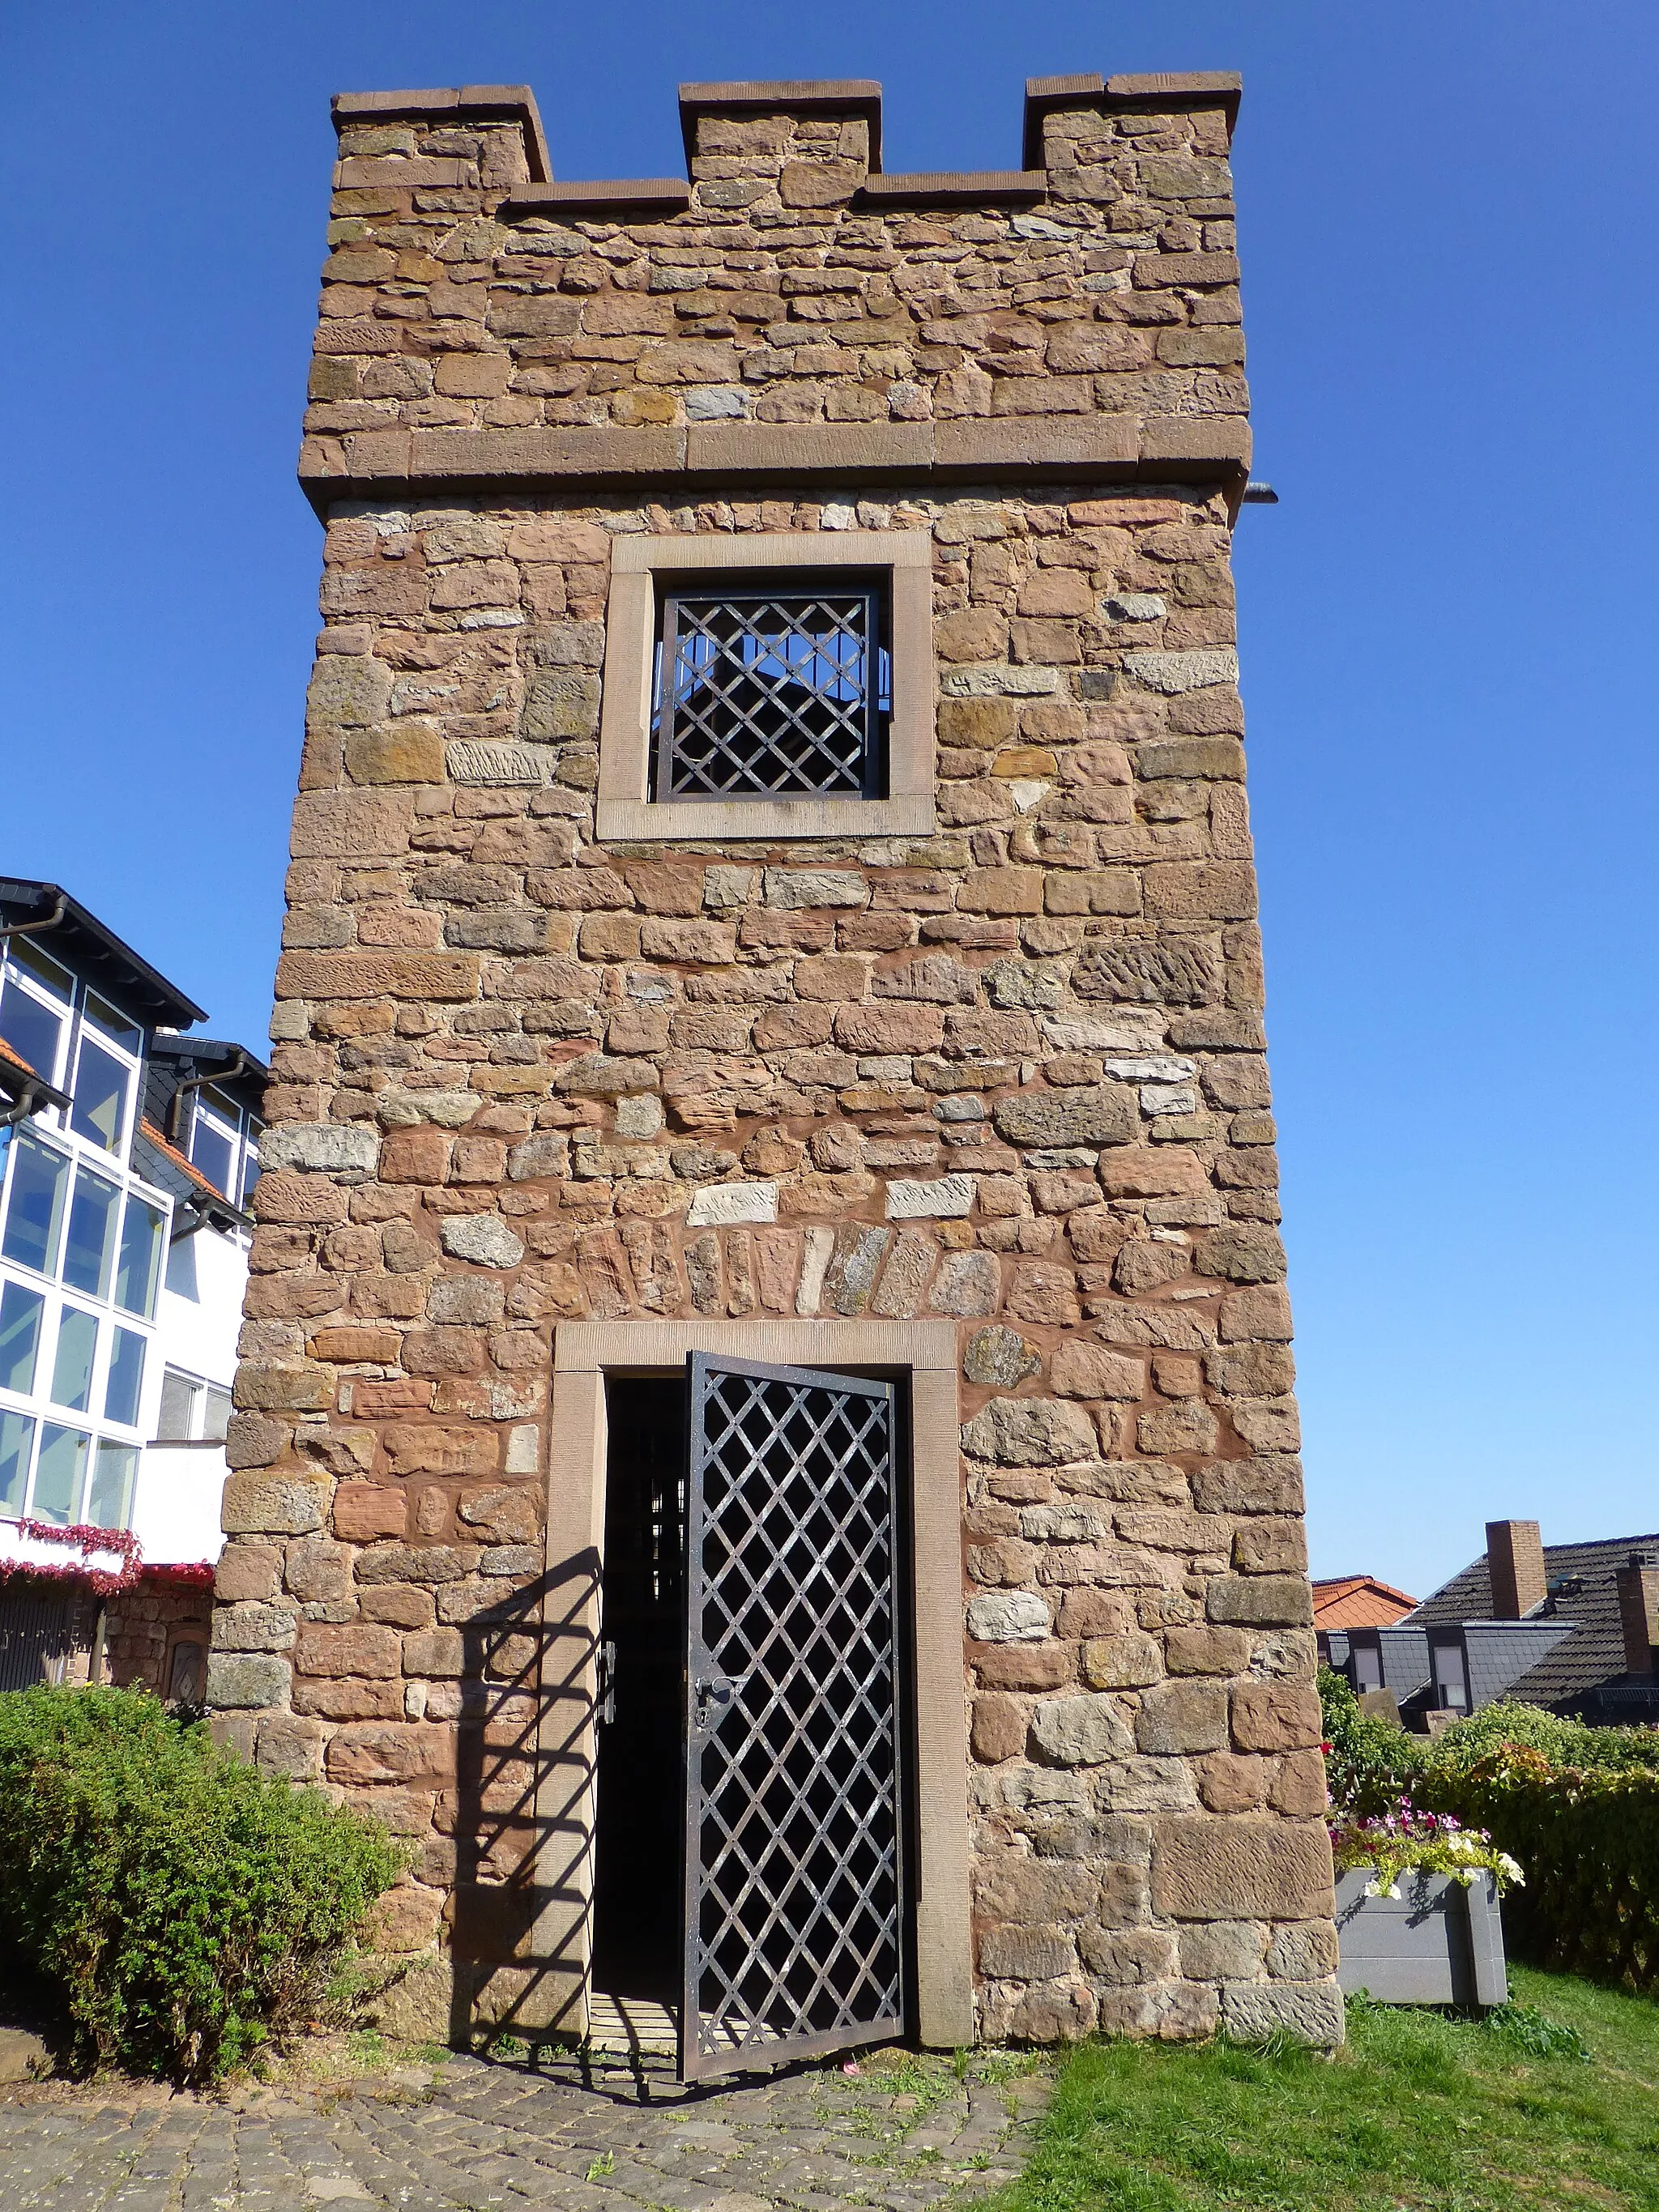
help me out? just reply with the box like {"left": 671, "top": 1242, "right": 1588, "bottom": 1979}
{"left": 213, "top": 71, "right": 1339, "bottom": 2049}
{"left": 105, "top": 1575, "right": 212, "bottom": 1698}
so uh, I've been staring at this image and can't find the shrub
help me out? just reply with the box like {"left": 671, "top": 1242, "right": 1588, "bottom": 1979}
{"left": 1425, "top": 1701, "right": 1659, "bottom": 1779}
{"left": 1316, "top": 1673, "right": 1659, "bottom": 1817}
{"left": 1426, "top": 1748, "right": 1659, "bottom": 1992}
{"left": 0, "top": 1684, "right": 400, "bottom": 2082}
{"left": 1317, "top": 1665, "right": 1421, "bottom": 1813}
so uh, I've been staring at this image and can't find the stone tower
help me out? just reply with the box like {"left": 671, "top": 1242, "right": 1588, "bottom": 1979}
{"left": 212, "top": 70, "right": 1341, "bottom": 2060}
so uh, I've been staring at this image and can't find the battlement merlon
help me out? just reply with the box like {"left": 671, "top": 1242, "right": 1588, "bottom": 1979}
{"left": 308, "top": 71, "right": 1249, "bottom": 513}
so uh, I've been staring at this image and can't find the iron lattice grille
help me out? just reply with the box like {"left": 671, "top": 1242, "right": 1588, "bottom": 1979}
{"left": 681, "top": 1353, "right": 905, "bottom": 2079}
{"left": 652, "top": 584, "right": 890, "bottom": 799}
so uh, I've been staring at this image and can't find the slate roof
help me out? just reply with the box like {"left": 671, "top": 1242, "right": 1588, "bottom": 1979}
{"left": 1408, "top": 1531, "right": 1659, "bottom": 1711}
{"left": 0, "top": 880, "right": 207, "bottom": 1029}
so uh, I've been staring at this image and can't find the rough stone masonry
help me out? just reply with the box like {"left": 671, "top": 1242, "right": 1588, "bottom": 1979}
{"left": 211, "top": 70, "right": 1341, "bottom": 2049}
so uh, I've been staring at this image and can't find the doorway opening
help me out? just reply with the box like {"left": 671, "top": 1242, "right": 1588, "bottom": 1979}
{"left": 582, "top": 1354, "right": 921, "bottom": 2075}
{"left": 590, "top": 1375, "right": 685, "bottom": 2008}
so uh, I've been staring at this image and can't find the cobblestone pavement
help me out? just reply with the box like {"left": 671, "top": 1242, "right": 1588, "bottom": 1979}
{"left": 0, "top": 2047, "right": 1047, "bottom": 2212}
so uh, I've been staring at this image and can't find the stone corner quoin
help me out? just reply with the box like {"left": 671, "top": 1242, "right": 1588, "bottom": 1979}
{"left": 214, "top": 65, "right": 1340, "bottom": 2051}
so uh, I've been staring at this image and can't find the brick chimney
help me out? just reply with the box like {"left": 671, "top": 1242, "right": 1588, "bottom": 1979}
{"left": 1486, "top": 1520, "right": 1546, "bottom": 1619}
{"left": 1616, "top": 1554, "right": 1659, "bottom": 1679}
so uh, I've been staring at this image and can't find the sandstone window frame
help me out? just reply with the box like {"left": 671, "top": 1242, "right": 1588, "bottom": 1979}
{"left": 529, "top": 1318, "right": 974, "bottom": 2048}
{"left": 595, "top": 532, "right": 936, "bottom": 843}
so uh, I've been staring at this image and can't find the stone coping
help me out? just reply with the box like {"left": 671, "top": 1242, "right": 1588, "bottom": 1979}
{"left": 497, "top": 179, "right": 693, "bottom": 218}
{"left": 856, "top": 170, "right": 1048, "bottom": 206}
{"left": 298, "top": 416, "right": 1251, "bottom": 514}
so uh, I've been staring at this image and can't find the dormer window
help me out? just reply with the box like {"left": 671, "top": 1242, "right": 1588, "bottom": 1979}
{"left": 184, "top": 1085, "right": 263, "bottom": 1208}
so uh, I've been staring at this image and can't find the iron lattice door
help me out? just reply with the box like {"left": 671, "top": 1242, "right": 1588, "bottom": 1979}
{"left": 680, "top": 1353, "right": 906, "bottom": 2079}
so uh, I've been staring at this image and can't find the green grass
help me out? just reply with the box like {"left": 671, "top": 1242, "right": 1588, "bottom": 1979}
{"left": 987, "top": 1967, "right": 1659, "bottom": 2212}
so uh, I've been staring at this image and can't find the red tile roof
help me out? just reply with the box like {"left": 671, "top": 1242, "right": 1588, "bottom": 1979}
{"left": 137, "top": 1116, "right": 224, "bottom": 1200}
{"left": 1311, "top": 1575, "right": 1418, "bottom": 1630}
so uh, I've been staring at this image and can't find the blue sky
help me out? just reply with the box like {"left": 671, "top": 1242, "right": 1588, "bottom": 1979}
{"left": 2, "top": 3, "right": 1655, "bottom": 1597}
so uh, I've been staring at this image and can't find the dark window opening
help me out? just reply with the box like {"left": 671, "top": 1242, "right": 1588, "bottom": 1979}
{"left": 591, "top": 1376, "right": 687, "bottom": 2005}
{"left": 650, "top": 575, "right": 891, "bottom": 801}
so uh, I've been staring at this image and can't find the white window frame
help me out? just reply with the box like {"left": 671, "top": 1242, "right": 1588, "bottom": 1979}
{"left": 0, "top": 941, "right": 74, "bottom": 1094}
{"left": 66, "top": 1001, "right": 142, "bottom": 1165}
{"left": 153, "top": 1363, "right": 232, "bottom": 1447}
{"left": 0, "top": 1106, "right": 172, "bottom": 1531}
{"left": 186, "top": 1090, "right": 241, "bottom": 1200}
{"left": 183, "top": 1086, "right": 262, "bottom": 1214}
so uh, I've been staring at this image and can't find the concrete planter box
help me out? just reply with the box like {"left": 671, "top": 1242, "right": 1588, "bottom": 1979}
{"left": 1335, "top": 1868, "right": 1508, "bottom": 2008}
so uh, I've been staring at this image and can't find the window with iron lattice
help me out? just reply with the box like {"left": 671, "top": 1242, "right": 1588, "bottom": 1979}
{"left": 650, "top": 576, "right": 892, "bottom": 802}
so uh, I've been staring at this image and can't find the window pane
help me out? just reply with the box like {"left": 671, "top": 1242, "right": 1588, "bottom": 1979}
{"left": 190, "top": 1117, "right": 236, "bottom": 1197}
{"left": 113, "top": 1197, "right": 164, "bottom": 1317}
{"left": 49, "top": 1307, "right": 97, "bottom": 1413}
{"left": 86, "top": 995, "right": 143, "bottom": 1054}
{"left": 203, "top": 1386, "right": 232, "bottom": 1442}
{"left": 87, "top": 1441, "right": 137, "bottom": 1530}
{"left": 0, "top": 1411, "right": 34, "bottom": 1511}
{"left": 0, "top": 1281, "right": 45, "bottom": 1395}
{"left": 104, "top": 1328, "right": 147, "bottom": 1428}
{"left": 241, "top": 1142, "right": 262, "bottom": 1208}
{"left": 70, "top": 1037, "right": 129, "bottom": 1153}
{"left": 10, "top": 942, "right": 72, "bottom": 1002}
{"left": 62, "top": 1169, "right": 120, "bottom": 1297}
{"left": 163, "top": 1233, "right": 198, "bottom": 1300}
{"left": 2, "top": 1133, "right": 70, "bottom": 1276}
{"left": 158, "top": 1368, "right": 198, "bottom": 1440}
{"left": 0, "top": 980, "right": 65, "bottom": 1085}
{"left": 32, "top": 1423, "right": 88, "bottom": 1524}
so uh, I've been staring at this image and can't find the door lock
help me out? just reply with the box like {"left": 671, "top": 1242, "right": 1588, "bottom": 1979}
{"left": 692, "top": 1675, "right": 738, "bottom": 1733}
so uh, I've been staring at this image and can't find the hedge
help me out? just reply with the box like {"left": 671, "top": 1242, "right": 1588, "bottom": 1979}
{"left": 1431, "top": 1749, "right": 1659, "bottom": 1990}
{"left": 1319, "top": 1669, "right": 1659, "bottom": 1992}
{"left": 0, "top": 1685, "right": 400, "bottom": 2082}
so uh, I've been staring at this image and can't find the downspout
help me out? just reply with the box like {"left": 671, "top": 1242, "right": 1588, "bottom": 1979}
{"left": 1, "top": 1077, "right": 49, "bottom": 1128}
{"left": 0, "top": 888, "right": 69, "bottom": 956}
{"left": 167, "top": 1050, "right": 249, "bottom": 1142}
